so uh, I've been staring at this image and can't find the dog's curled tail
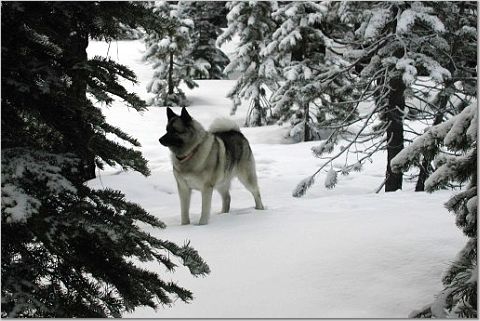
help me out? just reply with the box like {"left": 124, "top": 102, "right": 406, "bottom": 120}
{"left": 209, "top": 117, "right": 241, "bottom": 133}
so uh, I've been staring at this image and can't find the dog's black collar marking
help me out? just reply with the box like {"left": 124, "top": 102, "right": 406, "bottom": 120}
{"left": 176, "top": 143, "right": 201, "bottom": 163}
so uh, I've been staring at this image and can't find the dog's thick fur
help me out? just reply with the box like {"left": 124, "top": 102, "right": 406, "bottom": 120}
{"left": 159, "top": 107, "right": 264, "bottom": 225}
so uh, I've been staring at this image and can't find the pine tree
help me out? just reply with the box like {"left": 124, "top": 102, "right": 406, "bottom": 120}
{"left": 143, "top": 1, "right": 199, "bottom": 107}
{"left": 217, "top": 0, "right": 279, "bottom": 126}
{"left": 391, "top": 102, "right": 477, "bottom": 318}
{"left": 351, "top": 1, "right": 451, "bottom": 191}
{"left": 267, "top": 1, "right": 348, "bottom": 141}
{"left": 1, "top": 2, "right": 209, "bottom": 317}
{"left": 184, "top": 1, "right": 230, "bottom": 79}
{"left": 293, "top": 1, "right": 456, "bottom": 196}
{"left": 411, "top": 1, "right": 477, "bottom": 191}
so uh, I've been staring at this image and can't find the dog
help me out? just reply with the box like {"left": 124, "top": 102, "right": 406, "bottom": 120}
{"left": 159, "top": 107, "right": 264, "bottom": 225}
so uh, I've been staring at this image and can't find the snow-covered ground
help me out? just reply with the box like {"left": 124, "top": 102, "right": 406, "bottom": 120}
{"left": 87, "top": 40, "right": 466, "bottom": 318}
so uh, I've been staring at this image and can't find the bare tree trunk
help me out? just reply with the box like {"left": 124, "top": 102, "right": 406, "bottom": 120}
{"left": 385, "top": 76, "right": 406, "bottom": 192}
{"left": 415, "top": 112, "right": 444, "bottom": 191}
{"left": 168, "top": 51, "right": 174, "bottom": 95}
{"left": 252, "top": 97, "right": 262, "bottom": 127}
{"left": 415, "top": 155, "right": 433, "bottom": 192}
{"left": 304, "top": 101, "right": 311, "bottom": 142}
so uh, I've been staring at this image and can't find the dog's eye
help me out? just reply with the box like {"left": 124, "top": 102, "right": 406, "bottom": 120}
{"left": 171, "top": 126, "right": 186, "bottom": 134}
{"left": 166, "top": 124, "right": 177, "bottom": 133}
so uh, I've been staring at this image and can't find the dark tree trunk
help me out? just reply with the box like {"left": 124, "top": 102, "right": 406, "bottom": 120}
{"left": 251, "top": 97, "right": 262, "bottom": 127}
{"left": 415, "top": 105, "right": 448, "bottom": 192}
{"left": 168, "top": 51, "right": 174, "bottom": 95}
{"left": 415, "top": 155, "right": 432, "bottom": 192}
{"left": 415, "top": 79, "right": 453, "bottom": 191}
{"left": 385, "top": 76, "right": 406, "bottom": 192}
{"left": 304, "top": 101, "right": 311, "bottom": 142}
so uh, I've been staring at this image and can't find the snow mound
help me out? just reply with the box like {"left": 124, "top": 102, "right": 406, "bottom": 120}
{"left": 208, "top": 117, "right": 240, "bottom": 133}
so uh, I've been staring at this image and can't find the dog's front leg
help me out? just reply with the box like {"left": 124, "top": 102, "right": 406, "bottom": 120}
{"left": 176, "top": 178, "right": 191, "bottom": 225}
{"left": 179, "top": 189, "right": 192, "bottom": 225}
{"left": 198, "top": 186, "right": 213, "bottom": 225}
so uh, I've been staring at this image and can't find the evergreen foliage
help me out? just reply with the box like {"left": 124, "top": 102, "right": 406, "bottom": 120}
{"left": 339, "top": 1, "right": 450, "bottom": 192}
{"left": 217, "top": 0, "right": 279, "bottom": 126}
{"left": 267, "top": 1, "right": 355, "bottom": 142}
{"left": 391, "top": 102, "right": 477, "bottom": 318}
{"left": 1, "top": 2, "right": 209, "bottom": 317}
{"left": 143, "top": 1, "right": 199, "bottom": 107}
{"left": 293, "top": 1, "right": 476, "bottom": 196}
{"left": 408, "top": 1, "right": 477, "bottom": 191}
{"left": 184, "top": 1, "right": 230, "bottom": 79}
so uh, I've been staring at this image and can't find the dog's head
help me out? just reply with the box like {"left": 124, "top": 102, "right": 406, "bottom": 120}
{"left": 159, "top": 107, "right": 204, "bottom": 155}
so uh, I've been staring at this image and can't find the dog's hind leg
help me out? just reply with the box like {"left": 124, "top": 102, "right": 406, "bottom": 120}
{"left": 238, "top": 164, "right": 264, "bottom": 210}
{"left": 199, "top": 186, "right": 213, "bottom": 225}
{"left": 217, "top": 183, "right": 231, "bottom": 213}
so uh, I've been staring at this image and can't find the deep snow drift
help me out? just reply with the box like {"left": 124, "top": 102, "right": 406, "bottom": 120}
{"left": 87, "top": 40, "right": 466, "bottom": 318}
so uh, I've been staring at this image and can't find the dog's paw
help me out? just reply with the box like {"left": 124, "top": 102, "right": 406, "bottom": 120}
{"left": 181, "top": 220, "right": 191, "bottom": 225}
{"left": 198, "top": 219, "right": 209, "bottom": 225}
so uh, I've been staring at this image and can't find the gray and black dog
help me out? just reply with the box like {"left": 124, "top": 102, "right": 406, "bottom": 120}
{"left": 159, "top": 107, "right": 264, "bottom": 225}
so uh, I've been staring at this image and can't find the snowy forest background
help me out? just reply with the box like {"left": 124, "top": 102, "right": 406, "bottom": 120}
{"left": 1, "top": 1, "right": 477, "bottom": 318}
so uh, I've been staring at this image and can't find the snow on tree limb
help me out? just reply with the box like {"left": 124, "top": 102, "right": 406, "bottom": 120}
{"left": 390, "top": 119, "right": 454, "bottom": 173}
{"left": 391, "top": 102, "right": 477, "bottom": 174}
{"left": 2, "top": 148, "right": 78, "bottom": 223}
{"left": 444, "top": 103, "right": 477, "bottom": 149}
{"left": 292, "top": 175, "right": 315, "bottom": 198}
{"left": 397, "top": 3, "right": 446, "bottom": 35}
{"left": 324, "top": 168, "right": 338, "bottom": 189}
{"left": 424, "top": 149, "right": 476, "bottom": 192}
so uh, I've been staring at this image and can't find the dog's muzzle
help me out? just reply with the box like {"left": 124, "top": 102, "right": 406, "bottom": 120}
{"left": 159, "top": 135, "right": 168, "bottom": 146}
{"left": 159, "top": 134, "right": 182, "bottom": 147}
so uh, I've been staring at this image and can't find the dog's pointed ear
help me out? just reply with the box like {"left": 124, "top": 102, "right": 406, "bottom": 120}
{"left": 180, "top": 107, "right": 192, "bottom": 123}
{"left": 166, "top": 107, "right": 176, "bottom": 120}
